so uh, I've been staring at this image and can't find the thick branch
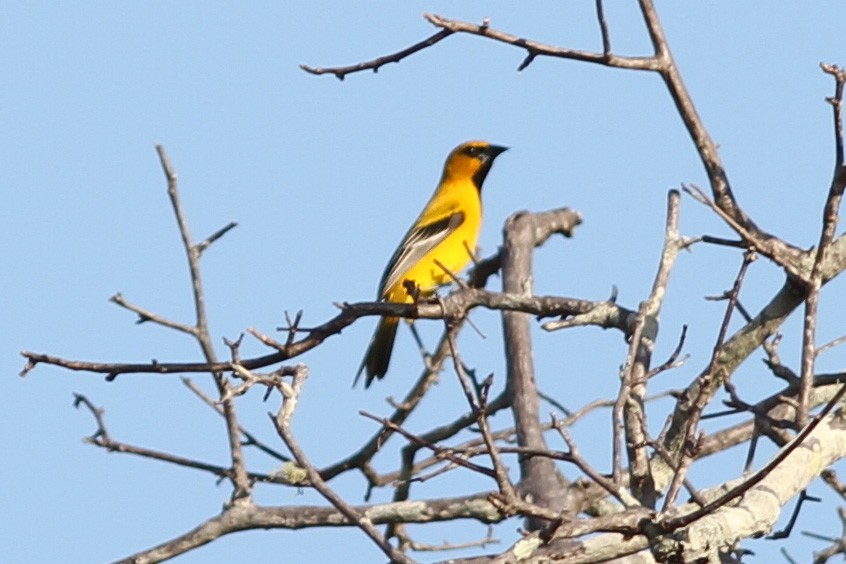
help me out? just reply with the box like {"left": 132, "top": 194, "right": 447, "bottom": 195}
{"left": 502, "top": 210, "right": 579, "bottom": 522}
{"left": 116, "top": 494, "right": 505, "bottom": 564}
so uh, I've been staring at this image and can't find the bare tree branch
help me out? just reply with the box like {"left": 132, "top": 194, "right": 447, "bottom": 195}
{"left": 158, "top": 145, "right": 252, "bottom": 500}
{"left": 272, "top": 366, "right": 415, "bottom": 564}
{"left": 23, "top": 285, "right": 628, "bottom": 380}
{"left": 501, "top": 209, "right": 580, "bottom": 523}
{"left": 300, "top": 29, "right": 453, "bottom": 80}
{"left": 22, "top": 3, "right": 846, "bottom": 563}
{"left": 615, "top": 190, "right": 684, "bottom": 506}
{"left": 797, "top": 64, "right": 846, "bottom": 426}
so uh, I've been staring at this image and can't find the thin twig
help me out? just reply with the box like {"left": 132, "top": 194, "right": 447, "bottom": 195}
{"left": 182, "top": 377, "right": 290, "bottom": 462}
{"left": 301, "top": 29, "right": 453, "bottom": 80}
{"left": 73, "top": 393, "right": 293, "bottom": 485}
{"left": 551, "top": 415, "right": 638, "bottom": 507}
{"left": 663, "top": 250, "right": 756, "bottom": 506}
{"left": 272, "top": 367, "right": 415, "bottom": 564}
{"left": 817, "top": 333, "right": 846, "bottom": 357}
{"left": 659, "top": 383, "right": 846, "bottom": 531}
{"left": 768, "top": 489, "right": 821, "bottom": 540}
{"left": 797, "top": 64, "right": 846, "bottom": 428}
{"left": 594, "top": 0, "right": 611, "bottom": 56}
{"left": 359, "top": 411, "right": 497, "bottom": 479}
{"left": 196, "top": 221, "right": 238, "bottom": 255}
{"left": 319, "top": 327, "right": 456, "bottom": 482}
{"left": 155, "top": 145, "right": 252, "bottom": 500}
{"left": 110, "top": 292, "right": 197, "bottom": 335}
{"left": 616, "top": 190, "right": 683, "bottom": 506}
{"left": 395, "top": 524, "right": 499, "bottom": 553}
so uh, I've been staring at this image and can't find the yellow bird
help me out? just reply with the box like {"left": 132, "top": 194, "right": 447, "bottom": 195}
{"left": 356, "top": 140, "right": 508, "bottom": 387}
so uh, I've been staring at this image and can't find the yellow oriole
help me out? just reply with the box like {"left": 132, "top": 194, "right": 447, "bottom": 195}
{"left": 355, "top": 140, "right": 508, "bottom": 387}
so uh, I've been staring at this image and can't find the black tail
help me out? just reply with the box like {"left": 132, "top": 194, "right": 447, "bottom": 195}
{"left": 355, "top": 316, "right": 399, "bottom": 388}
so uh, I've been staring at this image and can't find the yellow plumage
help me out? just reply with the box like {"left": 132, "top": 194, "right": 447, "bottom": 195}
{"left": 356, "top": 140, "right": 508, "bottom": 387}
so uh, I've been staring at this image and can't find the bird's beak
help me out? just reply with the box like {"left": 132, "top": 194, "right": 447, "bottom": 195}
{"left": 486, "top": 145, "right": 509, "bottom": 159}
{"left": 471, "top": 144, "right": 509, "bottom": 189}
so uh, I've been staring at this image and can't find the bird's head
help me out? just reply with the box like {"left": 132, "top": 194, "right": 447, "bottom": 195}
{"left": 442, "top": 140, "right": 509, "bottom": 190}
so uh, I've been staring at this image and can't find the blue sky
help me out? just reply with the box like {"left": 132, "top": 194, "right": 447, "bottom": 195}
{"left": 3, "top": 2, "right": 846, "bottom": 562}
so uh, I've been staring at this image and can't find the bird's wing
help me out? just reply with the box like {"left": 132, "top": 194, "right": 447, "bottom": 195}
{"left": 378, "top": 211, "right": 465, "bottom": 296}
